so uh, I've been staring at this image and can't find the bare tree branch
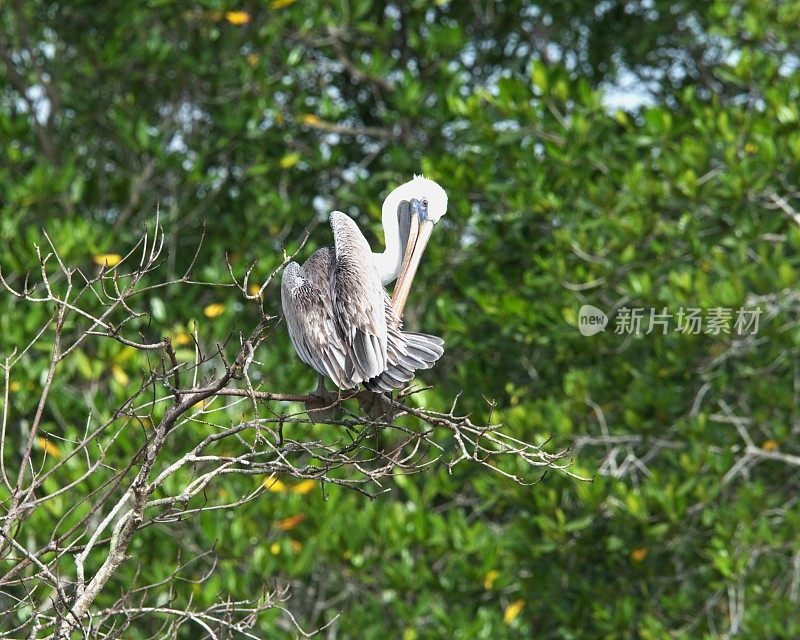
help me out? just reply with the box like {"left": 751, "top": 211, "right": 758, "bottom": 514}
{"left": 0, "top": 213, "right": 578, "bottom": 637}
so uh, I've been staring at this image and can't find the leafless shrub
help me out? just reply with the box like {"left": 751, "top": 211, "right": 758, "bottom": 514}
{"left": 0, "top": 212, "right": 577, "bottom": 638}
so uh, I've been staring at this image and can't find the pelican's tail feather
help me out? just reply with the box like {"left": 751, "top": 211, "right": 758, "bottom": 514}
{"left": 364, "top": 330, "right": 444, "bottom": 392}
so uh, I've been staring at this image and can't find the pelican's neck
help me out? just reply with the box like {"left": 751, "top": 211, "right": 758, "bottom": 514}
{"left": 373, "top": 187, "right": 404, "bottom": 285}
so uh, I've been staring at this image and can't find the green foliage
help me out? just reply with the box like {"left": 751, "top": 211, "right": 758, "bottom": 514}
{"left": 2, "top": 0, "right": 800, "bottom": 637}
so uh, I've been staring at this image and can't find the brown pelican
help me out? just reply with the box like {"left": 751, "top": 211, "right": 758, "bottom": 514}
{"left": 281, "top": 176, "right": 447, "bottom": 395}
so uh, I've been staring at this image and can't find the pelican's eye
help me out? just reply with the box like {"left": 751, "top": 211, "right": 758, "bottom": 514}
{"left": 422, "top": 199, "right": 429, "bottom": 208}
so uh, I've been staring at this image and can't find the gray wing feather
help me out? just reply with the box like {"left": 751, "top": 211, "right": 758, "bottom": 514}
{"left": 364, "top": 297, "right": 444, "bottom": 392}
{"left": 330, "top": 211, "right": 388, "bottom": 382}
{"left": 281, "top": 249, "right": 353, "bottom": 388}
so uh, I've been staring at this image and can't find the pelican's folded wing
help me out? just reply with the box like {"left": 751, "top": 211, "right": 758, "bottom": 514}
{"left": 281, "top": 248, "right": 353, "bottom": 389}
{"left": 329, "top": 211, "right": 388, "bottom": 382}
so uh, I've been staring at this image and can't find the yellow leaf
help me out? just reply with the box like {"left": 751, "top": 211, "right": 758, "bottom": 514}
{"left": 271, "top": 0, "right": 297, "bottom": 8}
{"left": 277, "top": 513, "right": 306, "bottom": 530}
{"left": 762, "top": 439, "right": 779, "bottom": 451}
{"left": 93, "top": 253, "right": 122, "bottom": 267}
{"left": 630, "top": 548, "right": 648, "bottom": 562}
{"left": 300, "top": 114, "right": 323, "bottom": 126}
{"left": 174, "top": 332, "right": 192, "bottom": 346}
{"left": 270, "top": 542, "right": 280, "bottom": 555}
{"left": 279, "top": 152, "right": 300, "bottom": 169}
{"left": 9, "top": 381, "right": 21, "bottom": 392}
{"left": 36, "top": 437, "right": 61, "bottom": 459}
{"left": 225, "top": 11, "right": 250, "bottom": 25}
{"left": 203, "top": 303, "right": 225, "bottom": 318}
{"left": 290, "top": 539, "right": 302, "bottom": 553}
{"left": 246, "top": 53, "right": 260, "bottom": 66}
{"left": 275, "top": 112, "right": 285, "bottom": 125}
{"left": 483, "top": 569, "right": 500, "bottom": 590}
{"left": 111, "top": 364, "right": 129, "bottom": 386}
{"left": 503, "top": 599, "right": 524, "bottom": 625}
{"left": 249, "top": 283, "right": 262, "bottom": 297}
{"left": 292, "top": 479, "right": 316, "bottom": 495}
{"left": 263, "top": 477, "right": 287, "bottom": 493}
{"left": 744, "top": 142, "right": 757, "bottom": 154}
{"left": 113, "top": 346, "right": 137, "bottom": 364}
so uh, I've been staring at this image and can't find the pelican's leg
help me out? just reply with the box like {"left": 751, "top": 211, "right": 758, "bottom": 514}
{"left": 355, "top": 390, "right": 398, "bottom": 456}
{"left": 357, "top": 391, "right": 397, "bottom": 424}
{"left": 314, "top": 374, "right": 327, "bottom": 397}
{"left": 305, "top": 375, "right": 337, "bottom": 422}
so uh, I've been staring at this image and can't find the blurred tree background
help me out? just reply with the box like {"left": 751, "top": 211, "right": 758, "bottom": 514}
{"left": 2, "top": 0, "right": 800, "bottom": 637}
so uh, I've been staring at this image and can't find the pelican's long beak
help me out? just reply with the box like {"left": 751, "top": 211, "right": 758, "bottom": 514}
{"left": 391, "top": 199, "right": 434, "bottom": 318}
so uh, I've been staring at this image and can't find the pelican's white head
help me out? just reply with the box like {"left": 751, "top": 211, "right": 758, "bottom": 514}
{"left": 389, "top": 174, "right": 448, "bottom": 223}
{"left": 384, "top": 175, "right": 448, "bottom": 316}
